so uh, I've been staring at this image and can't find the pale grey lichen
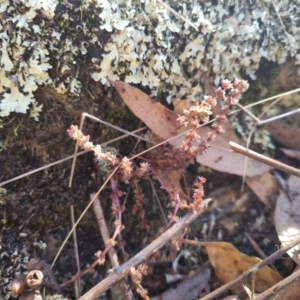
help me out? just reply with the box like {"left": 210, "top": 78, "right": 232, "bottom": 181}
{"left": 0, "top": 0, "right": 300, "bottom": 119}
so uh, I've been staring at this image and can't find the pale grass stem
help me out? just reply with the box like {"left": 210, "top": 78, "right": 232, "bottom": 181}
{"left": 51, "top": 167, "right": 118, "bottom": 267}
{"left": 229, "top": 141, "right": 300, "bottom": 178}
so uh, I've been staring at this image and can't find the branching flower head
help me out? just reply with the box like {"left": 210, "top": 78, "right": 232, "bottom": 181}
{"left": 136, "top": 162, "right": 150, "bottom": 178}
{"left": 67, "top": 125, "right": 118, "bottom": 163}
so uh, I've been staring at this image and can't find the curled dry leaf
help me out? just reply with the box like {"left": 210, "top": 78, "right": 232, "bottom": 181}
{"left": 259, "top": 266, "right": 300, "bottom": 300}
{"left": 264, "top": 120, "right": 300, "bottom": 151}
{"left": 27, "top": 258, "right": 42, "bottom": 271}
{"left": 110, "top": 80, "right": 270, "bottom": 177}
{"left": 194, "top": 241, "right": 282, "bottom": 294}
{"left": 274, "top": 175, "right": 300, "bottom": 265}
{"left": 26, "top": 270, "right": 44, "bottom": 289}
{"left": 7, "top": 276, "right": 27, "bottom": 296}
{"left": 245, "top": 172, "right": 279, "bottom": 209}
{"left": 150, "top": 267, "right": 211, "bottom": 300}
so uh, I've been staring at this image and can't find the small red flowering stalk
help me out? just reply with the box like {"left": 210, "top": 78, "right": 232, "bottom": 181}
{"left": 153, "top": 78, "right": 249, "bottom": 225}
{"left": 67, "top": 125, "right": 119, "bottom": 164}
{"left": 67, "top": 125, "right": 150, "bottom": 264}
{"left": 67, "top": 78, "right": 249, "bottom": 260}
{"left": 173, "top": 78, "right": 249, "bottom": 162}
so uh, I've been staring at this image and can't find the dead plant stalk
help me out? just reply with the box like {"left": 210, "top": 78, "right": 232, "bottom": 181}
{"left": 78, "top": 209, "right": 207, "bottom": 300}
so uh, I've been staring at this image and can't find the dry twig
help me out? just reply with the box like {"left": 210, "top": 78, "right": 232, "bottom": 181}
{"left": 253, "top": 267, "right": 300, "bottom": 299}
{"left": 78, "top": 208, "right": 208, "bottom": 300}
{"left": 92, "top": 193, "right": 134, "bottom": 300}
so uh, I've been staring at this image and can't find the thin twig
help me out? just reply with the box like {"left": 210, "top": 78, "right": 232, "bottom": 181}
{"left": 253, "top": 267, "right": 300, "bottom": 300}
{"left": 236, "top": 103, "right": 260, "bottom": 124}
{"left": 149, "top": 179, "right": 168, "bottom": 225}
{"left": 229, "top": 141, "right": 300, "bottom": 178}
{"left": 245, "top": 233, "right": 277, "bottom": 272}
{"left": 259, "top": 108, "right": 300, "bottom": 125}
{"left": 69, "top": 112, "right": 85, "bottom": 187}
{"left": 92, "top": 193, "right": 134, "bottom": 300}
{"left": 177, "top": 235, "right": 300, "bottom": 300}
{"left": 84, "top": 113, "right": 156, "bottom": 144}
{"left": 70, "top": 205, "right": 81, "bottom": 298}
{"left": 51, "top": 168, "right": 118, "bottom": 268}
{"left": 230, "top": 88, "right": 300, "bottom": 115}
{"left": 240, "top": 96, "right": 283, "bottom": 191}
{"left": 270, "top": 0, "right": 296, "bottom": 56}
{"left": 78, "top": 207, "right": 207, "bottom": 300}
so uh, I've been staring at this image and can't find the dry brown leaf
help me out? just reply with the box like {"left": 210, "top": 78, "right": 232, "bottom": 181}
{"left": 199, "top": 241, "right": 282, "bottom": 294}
{"left": 264, "top": 120, "right": 300, "bottom": 151}
{"left": 274, "top": 175, "right": 300, "bottom": 265}
{"left": 262, "top": 266, "right": 300, "bottom": 300}
{"left": 245, "top": 172, "right": 279, "bottom": 209}
{"left": 200, "top": 132, "right": 270, "bottom": 176}
{"left": 110, "top": 80, "right": 270, "bottom": 177}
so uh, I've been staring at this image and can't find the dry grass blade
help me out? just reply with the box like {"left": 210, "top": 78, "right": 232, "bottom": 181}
{"left": 230, "top": 87, "right": 300, "bottom": 113}
{"left": 156, "top": 0, "right": 198, "bottom": 30}
{"left": 51, "top": 168, "right": 118, "bottom": 267}
{"left": 229, "top": 142, "right": 300, "bottom": 178}
{"left": 70, "top": 205, "right": 81, "bottom": 298}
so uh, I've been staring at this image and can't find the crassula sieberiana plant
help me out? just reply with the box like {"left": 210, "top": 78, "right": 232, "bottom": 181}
{"left": 67, "top": 78, "right": 249, "bottom": 263}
